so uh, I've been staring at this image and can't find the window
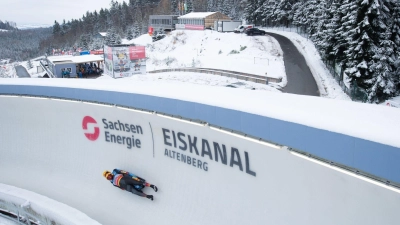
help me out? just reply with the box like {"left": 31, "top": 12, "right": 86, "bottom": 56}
{"left": 61, "top": 67, "right": 72, "bottom": 77}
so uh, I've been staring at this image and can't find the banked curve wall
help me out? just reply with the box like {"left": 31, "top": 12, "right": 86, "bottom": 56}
{"left": 0, "top": 92, "right": 399, "bottom": 225}
{"left": 0, "top": 83, "right": 399, "bottom": 185}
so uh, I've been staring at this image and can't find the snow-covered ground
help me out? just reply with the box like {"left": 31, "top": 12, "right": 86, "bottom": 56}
{"left": 128, "top": 30, "right": 285, "bottom": 79}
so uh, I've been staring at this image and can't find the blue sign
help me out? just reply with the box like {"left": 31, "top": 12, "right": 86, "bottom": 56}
{"left": 80, "top": 51, "right": 90, "bottom": 55}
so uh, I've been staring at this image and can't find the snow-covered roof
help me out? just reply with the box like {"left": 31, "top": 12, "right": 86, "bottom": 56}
{"left": 47, "top": 55, "right": 103, "bottom": 64}
{"left": 178, "top": 12, "right": 217, "bottom": 19}
{"left": 99, "top": 32, "right": 107, "bottom": 37}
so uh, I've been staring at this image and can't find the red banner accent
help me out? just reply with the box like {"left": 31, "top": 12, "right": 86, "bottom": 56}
{"left": 90, "top": 50, "right": 104, "bottom": 55}
{"left": 107, "top": 47, "right": 113, "bottom": 60}
{"left": 129, "top": 46, "right": 146, "bottom": 60}
{"left": 184, "top": 25, "right": 205, "bottom": 30}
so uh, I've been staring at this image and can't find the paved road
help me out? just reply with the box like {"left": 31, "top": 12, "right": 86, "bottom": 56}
{"left": 15, "top": 65, "right": 31, "bottom": 78}
{"left": 266, "top": 32, "right": 319, "bottom": 96}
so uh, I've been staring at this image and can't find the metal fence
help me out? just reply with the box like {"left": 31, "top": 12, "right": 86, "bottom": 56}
{"left": 148, "top": 67, "right": 282, "bottom": 84}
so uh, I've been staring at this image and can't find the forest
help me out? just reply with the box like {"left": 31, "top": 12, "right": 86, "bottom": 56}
{"left": 0, "top": 27, "right": 52, "bottom": 61}
{"left": 243, "top": 0, "right": 400, "bottom": 102}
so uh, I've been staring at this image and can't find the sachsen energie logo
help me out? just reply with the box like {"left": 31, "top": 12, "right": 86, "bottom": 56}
{"left": 82, "top": 116, "right": 143, "bottom": 149}
{"left": 82, "top": 116, "right": 100, "bottom": 141}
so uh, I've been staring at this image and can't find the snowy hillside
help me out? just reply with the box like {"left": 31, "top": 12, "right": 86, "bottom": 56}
{"left": 126, "top": 30, "right": 285, "bottom": 80}
{"left": 9, "top": 29, "right": 355, "bottom": 100}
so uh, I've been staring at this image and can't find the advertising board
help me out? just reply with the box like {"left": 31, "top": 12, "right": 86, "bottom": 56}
{"left": 185, "top": 24, "right": 205, "bottom": 30}
{"left": 103, "top": 45, "right": 146, "bottom": 78}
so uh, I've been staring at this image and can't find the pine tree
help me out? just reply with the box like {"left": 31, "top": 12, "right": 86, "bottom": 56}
{"left": 309, "top": 0, "right": 328, "bottom": 51}
{"left": 245, "top": 0, "right": 264, "bottom": 24}
{"left": 91, "top": 38, "right": 104, "bottom": 50}
{"left": 106, "top": 27, "right": 118, "bottom": 45}
{"left": 333, "top": 0, "right": 358, "bottom": 63}
{"left": 261, "top": 0, "right": 278, "bottom": 25}
{"left": 221, "top": 0, "right": 232, "bottom": 16}
{"left": 171, "top": 0, "right": 179, "bottom": 15}
{"left": 133, "top": 21, "right": 141, "bottom": 38}
{"left": 207, "top": 0, "right": 215, "bottom": 12}
{"left": 291, "top": 1, "right": 306, "bottom": 28}
{"left": 186, "top": 0, "right": 194, "bottom": 13}
{"left": 299, "top": 0, "right": 327, "bottom": 36}
{"left": 322, "top": 0, "right": 343, "bottom": 60}
{"left": 275, "top": 0, "right": 293, "bottom": 27}
{"left": 127, "top": 27, "right": 134, "bottom": 40}
{"left": 115, "top": 33, "right": 122, "bottom": 44}
{"left": 121, "top": 1, "right": 132, "bottom": 33}
{"left": 388, "top": 0, "right": 400, "bottom": 91}
{"left": 311, "top": 0, "right": 327, "bottom": 36}
{"left": 52, "top": 21, "right": 61, "bottom": 35}
{"left": 79, "top": 34, "right": 91, "bottom": 50}
{"left": 342, "top": 0, "right": 395, "bottom": 102}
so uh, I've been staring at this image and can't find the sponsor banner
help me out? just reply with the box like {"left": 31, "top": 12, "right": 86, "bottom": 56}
{"left": 52, "top": 49, "right": 74, "bottom": 56}
{"left": 82, "top": 115, "right": 144, "bottom": 150}
{"left": 90, "top": 50, "right": 104, "bottom": 55}
{"left": 103, "top": 45, "right": 146, "bottom": 78}
{"left": 103, "top": 46, "right": 113, "bottom": 77}
{"left": 185, "top": 24, "right": 204, "bottom": 30}
{"left": 129, "top": 46, "right": 146, "bottom": 60}
{"left": 79, "top": 110, "right": 257, "bottom": 177}
{"left": 106, "top": 46, "right": 113, "bottom": 60}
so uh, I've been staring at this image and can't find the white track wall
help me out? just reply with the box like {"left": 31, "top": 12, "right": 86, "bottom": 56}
{"left": 0, "top": 96, "right": 399, "bottom": 225}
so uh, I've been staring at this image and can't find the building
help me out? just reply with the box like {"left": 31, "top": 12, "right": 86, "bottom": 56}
{"left": 149, "top": 15, "right": 179, "bottom": 31}
{"left": 176, "top": 12, "right": 231, "bottom": 30}
{"left": 94, "top": 32, "right": 107, "bottom": 40}
{"left": 44, "top": 55, "right": 104, "bottom": 78}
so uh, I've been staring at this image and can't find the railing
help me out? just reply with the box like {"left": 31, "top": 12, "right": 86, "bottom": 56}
{"left": 0, "top": 200, "right": 41, "bottom": 225}
{"left": 39, "top": 60, "right": 55, "bottom": 78}
{"left": 148, "top": 67, "right": 282, "bottom": 84}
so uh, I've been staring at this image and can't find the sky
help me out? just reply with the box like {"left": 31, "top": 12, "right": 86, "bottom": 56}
{"left": 1, "top": 28, "right": 399, "bottom": 224}
{"left": 0, "top": 0, "right": 128, "bottom": 27}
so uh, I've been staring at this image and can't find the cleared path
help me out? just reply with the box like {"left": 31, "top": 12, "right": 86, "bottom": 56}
{"left": 266, "top": 32, "right": 319, "bottom": 96}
